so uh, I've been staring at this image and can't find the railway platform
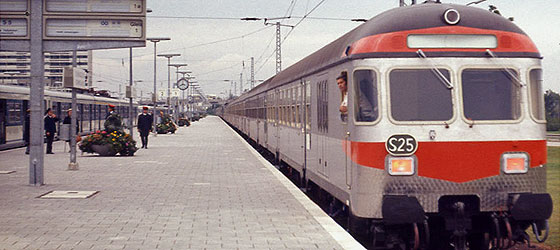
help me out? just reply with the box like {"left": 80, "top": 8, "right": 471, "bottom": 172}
{"left": 0, "top": 116, "right": 364, "bottom": 250}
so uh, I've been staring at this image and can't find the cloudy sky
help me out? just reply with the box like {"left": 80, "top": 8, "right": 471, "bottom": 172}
{"left": 92, "top": 0, "right": 560, "bottom": 98}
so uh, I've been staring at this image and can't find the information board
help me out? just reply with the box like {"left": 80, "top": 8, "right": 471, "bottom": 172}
{"left": 0, "top": 18, "right": 28, "bottom": 38}
{"left": 45, "top": 0, "right": 144, "bottom": 15}
{"left": 0, "top": 0, "right": 29, "bottom": 13}
{"left": 63, "top": 66, "right": 88, "bottom": 90}
{"left": 45, "top": 18, "right": 144, "bottom": 40}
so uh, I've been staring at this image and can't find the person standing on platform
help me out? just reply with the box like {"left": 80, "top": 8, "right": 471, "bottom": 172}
{"left": 44, "top": 108, "right": 59, "bottom": 154}
{"left": 106, "top": 104, "right": 116, "bottom": 119}
{"left": 137, "top": 106, "right": 153, "bottom": 149}
{"left": 24, "top": 109, "right": 30, "bottom": 154}
{"left": 63, "top": 108, "right": 79, "bottom": 151}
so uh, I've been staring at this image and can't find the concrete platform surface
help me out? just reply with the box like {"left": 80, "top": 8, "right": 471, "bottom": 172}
{"left": 0, "top": 116, "right": 364, "bottom": 250}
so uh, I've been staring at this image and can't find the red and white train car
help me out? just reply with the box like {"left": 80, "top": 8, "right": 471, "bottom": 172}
{"left": 223, "top": 2, "right": 552, "bottom": 249}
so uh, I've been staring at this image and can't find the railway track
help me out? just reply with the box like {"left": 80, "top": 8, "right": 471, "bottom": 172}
{"left": 547, "top": 133, "right": 560, "bottom": 142}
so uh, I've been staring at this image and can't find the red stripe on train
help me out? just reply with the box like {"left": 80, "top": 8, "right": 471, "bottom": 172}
{"left": 346, "top": 140, "right": 547, "bottom": 183}
{"left": 348, "top": 26, "right": 539, "bottom": 55}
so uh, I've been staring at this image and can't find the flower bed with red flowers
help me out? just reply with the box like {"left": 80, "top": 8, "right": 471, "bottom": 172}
{"left": 79, "top": 130, "right": 137, "bottom": 156}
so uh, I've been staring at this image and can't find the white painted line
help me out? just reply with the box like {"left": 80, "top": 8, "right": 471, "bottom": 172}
{"left": 192, "top": 183, "right": 211, "bottom": 186}
{"left": 222, "top": 119, "right": 366, "bottom": 250}
{"left": 39, "top": 190, "right": 99, "bottom": 199}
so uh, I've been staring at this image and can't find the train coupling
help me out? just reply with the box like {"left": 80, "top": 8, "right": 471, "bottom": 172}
{"left": 508, "top": 193, "right": 553, "bottom": 246}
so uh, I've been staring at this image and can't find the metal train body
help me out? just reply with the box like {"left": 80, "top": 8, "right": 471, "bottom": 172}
{"left": 223, "top": 3, "right": 551, "bottom": 249}
{"left": 0, "top": 84, "right": 146, "bottom": 150}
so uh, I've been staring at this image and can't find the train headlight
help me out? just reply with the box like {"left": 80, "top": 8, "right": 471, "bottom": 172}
{"left": 386, "top": 156, "right": 416, "bottom": 176}
{"left": 501, "top": 153, "right": 529, "bottom": 174}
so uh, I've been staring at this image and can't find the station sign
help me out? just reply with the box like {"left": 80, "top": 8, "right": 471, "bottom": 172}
{"left": 0, "top": 17, "right": 29, "bottom": 39}
{"left": 44, "top": 0, "right": 145, "bottom": 15}
{"left": 0, "top": 0, "right": 29, "bottom": 14}
{"left": 63, "top": 66, "right": 88, "bottom": 90}
{"left": 44, "top": 17, "right": 144, "bottom": 40}
{"left": 126, "top": 86, "right": 136, "bottom": 98}
{"left": 158, "top": 90, "right": 166, "bottom": 100}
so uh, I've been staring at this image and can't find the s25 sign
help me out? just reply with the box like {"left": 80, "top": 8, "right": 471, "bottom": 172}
{"left": 385, "top": 134, "right": 418, "bottom": 156}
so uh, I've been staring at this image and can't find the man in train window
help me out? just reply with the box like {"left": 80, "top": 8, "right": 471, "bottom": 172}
{"left": 336, "top": 72, "right": 348, "bottom": 122}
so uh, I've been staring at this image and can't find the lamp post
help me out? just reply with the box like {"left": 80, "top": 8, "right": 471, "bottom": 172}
{"left": 147, "top": 37, "right": 170, "bottom": 134}
{"left": 157, "top": 53, "right": 181, "bottom": 117}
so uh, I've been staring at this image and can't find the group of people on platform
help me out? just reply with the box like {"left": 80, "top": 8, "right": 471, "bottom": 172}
{"left": 24, "top": 105, "right": 156, "bottom": 154}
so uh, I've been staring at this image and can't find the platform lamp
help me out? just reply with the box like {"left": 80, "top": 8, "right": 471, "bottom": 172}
{"left": 157, "top": 53, "right": 181, "bottom": 117}
{"left": 147, "top": 37, "right": 170, "bottom": 134}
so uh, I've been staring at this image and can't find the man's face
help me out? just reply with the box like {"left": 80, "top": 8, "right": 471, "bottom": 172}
{"left": 143, "top": 109, "right": 148, "bottom": 114}
{"left": 337, "top": 78, "right": 347, "bottom": 92}
{"left": 48, "top": 110, "right": 54, "bottom": 116}
{"left": 68, "top": 110, "right": 72, "bottom": 116}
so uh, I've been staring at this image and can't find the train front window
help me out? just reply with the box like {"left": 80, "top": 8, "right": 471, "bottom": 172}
{"left": 389, "top": 69, "right": 453, "bottom": 121}
{"left": 529, "top": 69, "right": 545, "bottom": 121}
{"left": 353, "top": 70, "right": 378, "bottom": 122}
{"left": 462, "top": 69, "right": 521, "bottom": 121}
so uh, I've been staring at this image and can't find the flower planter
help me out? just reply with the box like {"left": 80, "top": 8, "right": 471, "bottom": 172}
{"left": 91, "top": 144, "right": 117, "bottom": 156}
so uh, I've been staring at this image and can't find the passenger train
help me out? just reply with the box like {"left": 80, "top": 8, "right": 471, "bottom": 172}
{"left": 0, "top": 84, "right": 142, "bottom": 150}
{"left": 222, "top": 2, "right": 552, "bottom": 249}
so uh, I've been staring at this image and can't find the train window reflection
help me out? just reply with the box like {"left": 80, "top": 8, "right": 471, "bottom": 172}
{"left": 389, "top": 69, "right": 453, "bottom": 121}
{"left": 529, "top": 69, "right": 545, "bottom": 121}
{"left": 462, "top": 69, "right": 520, "bottom": 121}
{"left": 6, "top": 100, "right": 23, "bottom": 125}
{"left": 353, "top": 70, "right": 378, "bottom": 122}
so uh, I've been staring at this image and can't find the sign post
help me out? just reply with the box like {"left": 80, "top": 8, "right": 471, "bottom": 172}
{"left": 1, "top": 0, "right": 147, "bottom": 185}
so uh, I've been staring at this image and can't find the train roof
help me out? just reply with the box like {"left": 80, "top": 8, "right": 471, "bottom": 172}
{"left": 0, "top": 85, "right": 136, "bottom": 105}
{"left": 232, "top": 2, "right": 539, "bottom": 104}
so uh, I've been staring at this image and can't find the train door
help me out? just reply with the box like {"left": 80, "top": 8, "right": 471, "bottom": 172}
{"left": 264, "top": 93, "right": 268, "bottom": 146}
{"left": 302, "top": 80, "right": 311, "bottom": 181}
{"left": 275, "top": 88, "right": 280, "bottom": 155}
{"left": 0, "top": 99, "right": 6, "bottom": 144}
{"left": 316, "top": 74, "right": 329, "bottom": 176}
{"left": 343, "top": 71, "right": 352, "bottom": 188}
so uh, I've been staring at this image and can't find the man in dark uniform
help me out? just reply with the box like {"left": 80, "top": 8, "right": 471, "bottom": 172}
{"left": 63, "top": 108, "right": 79, "bottom": 151}
{"left": 44, "top": 108, "right": 59, "bottom": 154}
{"left": 106, "top": 104, "right": 116, "bottom": 119}
{"left": 24, "top": 109, "right": 30, "bottom": 154}
{"left": 137, "top": 106, "right": 153, "bottom": 149}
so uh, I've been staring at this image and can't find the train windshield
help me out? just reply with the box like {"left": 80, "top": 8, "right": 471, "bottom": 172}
{"left": 462, "top": 69, "right": 521, "bottom": 121}
{"left": 353, "top": 70, "right": 378, "bottom": 122}
{"left": 389, "top": 69, "right": 453, "bottom": 121}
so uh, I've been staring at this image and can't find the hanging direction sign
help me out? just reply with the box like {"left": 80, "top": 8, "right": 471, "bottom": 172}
{"left": 0, "top": 18, "right": 29, "bottom": 38}
{"left": 0, "top": 0, "right": 29, "bottom": 13}
{"left": 44, "top": 0, "right": 144, "bottom": 15}
{"left": 44, "top": 18, "right": 144, "bottom": 40}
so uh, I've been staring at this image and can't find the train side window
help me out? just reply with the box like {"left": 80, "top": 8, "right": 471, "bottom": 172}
{"left": 462, "top": 69, "right": 521, "bottom": 121}
{"left": 529, "top": 69, "right": 545, "bottom": 121}
{"left": 389, "top": 69, "right": 453, "bottom": 121}
{"left": 353, "top": 70, "right": 379, "bottom": 122}
{"left": 6, "top": 100, "right": 23, "bottom": 125}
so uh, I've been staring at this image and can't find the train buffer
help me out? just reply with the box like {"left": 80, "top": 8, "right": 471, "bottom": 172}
{"left": 0, "top": 116, "right": 364, "bottom": 250}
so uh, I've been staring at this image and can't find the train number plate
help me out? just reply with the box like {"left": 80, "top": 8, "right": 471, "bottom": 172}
{"left": 385, "top": 134, "right": 418, "bottom": 156}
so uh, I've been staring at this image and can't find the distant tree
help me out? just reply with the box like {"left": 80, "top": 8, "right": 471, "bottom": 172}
{"left": 545, "top": 90, "right": 560, "bottom": 131}
{"left": 545, "top": 90, "right": 560, "bottom": 119}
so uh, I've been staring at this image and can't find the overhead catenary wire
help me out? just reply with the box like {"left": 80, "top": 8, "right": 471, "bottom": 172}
{"left": 255, "top": 0, "right": 328, "bottom": 76}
